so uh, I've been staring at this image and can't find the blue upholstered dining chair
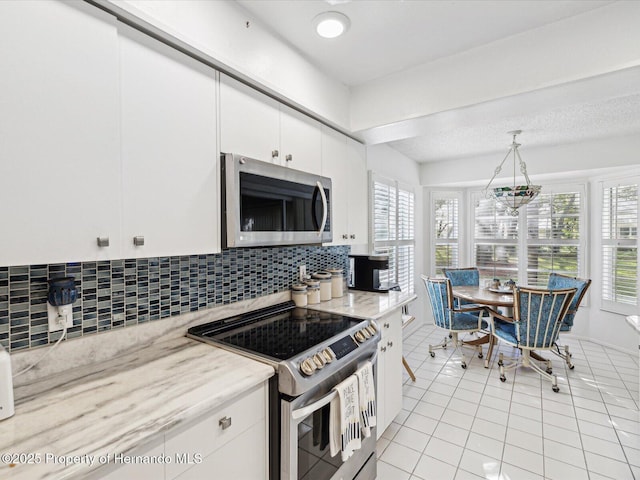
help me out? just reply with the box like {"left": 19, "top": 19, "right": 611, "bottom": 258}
{"left": 443, "top": 267, "right": 481, "bottom": 308}
{"left": 546, "top": 273, "right": 592, "bottom": 369}
{"left": 421, "top": 275, "right": 488, "bottom": 369}
{"left": 487, "top": 286, "right": 576, "bottom": 392}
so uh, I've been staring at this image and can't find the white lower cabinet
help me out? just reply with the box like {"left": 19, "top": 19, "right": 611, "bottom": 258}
{"left": 96, "top": 381, "right": 268, "bottom": 480}
{"left": 376, "top": 309, "right": 403, "bottom": 439}
{"left": 165, "top": 382, "right": 267, "bottom": 480}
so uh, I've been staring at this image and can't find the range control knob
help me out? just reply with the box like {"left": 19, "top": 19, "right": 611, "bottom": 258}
{"left": 368, "top": 321, "right": 378, "bottom": 333}
{"left": 365, "top": 325, "right": 377, "bottom": 336}
{"left": 312, "top": 353, "right": 326, "bottom": 369}
{"left": 354, "top": 331, "right": 366, "bottom": 343}
{"left": 322, "top": 348, "right": 335, "bottom": 363}
{"left": 300, "top": 358, "right": 316, "bottom": 376}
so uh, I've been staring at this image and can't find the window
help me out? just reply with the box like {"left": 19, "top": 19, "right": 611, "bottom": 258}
{"left": 470, "top": 184, "right": 586, "bottom": 286}
{"left": 526, "top": 190, "right": 582, "bottom": 286}
{"left": 602, "top": 180, "right": 638, "bottom": 314}
{"left": 472, "top": 195, "right": 519, "bottom": 281}
{"left": 371, "top": 173, "right": 415, "bottom": 294}
{"left": 432, "top": 193, "right": 460, "bottom": 274}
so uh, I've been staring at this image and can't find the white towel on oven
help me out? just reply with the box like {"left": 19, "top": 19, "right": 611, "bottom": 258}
{"left": 329, "top": 374, "right": 361, "bottom": 461}
{"left": 355, "top": 361, "right": 376, "bottom": 438}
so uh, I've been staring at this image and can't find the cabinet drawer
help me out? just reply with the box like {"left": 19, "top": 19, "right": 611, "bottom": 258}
{"left": 165, "top": 383, "right": 266, "bottom": 479}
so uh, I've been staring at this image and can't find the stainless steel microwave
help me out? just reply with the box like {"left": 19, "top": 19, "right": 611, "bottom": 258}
{"left": 221, "top": 153, "right": 332, "bottom": 248}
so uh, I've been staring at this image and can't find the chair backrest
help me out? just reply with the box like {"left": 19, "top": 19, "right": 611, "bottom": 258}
{"left": 513, "top": 286, "right": 576, "bottom": 349}
{"left": 443, "top": 267, "right": 479, "bottom": 287}
{"left": 547, "top": 273, "right": 592, "bottom": 330}
{"left": 421, "top": 275, "right": 453, "bottom": 330}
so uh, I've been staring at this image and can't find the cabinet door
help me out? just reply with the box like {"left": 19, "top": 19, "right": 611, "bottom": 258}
{"left": 346, "top": 138, "right": 368, "bottom": 245}
{"left": 375, "top": 309, "right": 403, "bottom": 439}
{"left": 119, "top": 25, "right": 219, "bottom": 257}
{"left": 320, "top": 126, "right": 349, "bottom": 245}
{"left": 0, "top": 1, "right": 121, "bottom": 265}
{"left": 219, "top": 74, "right": 280, "bottom": 164}
{"left": 174, "top": 421, "right": 266, "bottom": 480}
{"left": 280, "top": 104, "right": 322, "bottom": 175}
{"left": 165, "top": 382, "right": 266, "bottom": 480}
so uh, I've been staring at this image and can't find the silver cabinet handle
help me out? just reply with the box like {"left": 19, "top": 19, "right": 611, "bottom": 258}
{"left": 272, "top": 149, "right": 279, "bottom": 158}
{"left": 384, "top": 323, "right": 390, "bottom": 328}
{"left": 388, "top": 341, "right": 393, "bottom": 347}
{"left": 342, "top": 234, "right": 348, "bottom": 240}
{"left": 350, "top": 234, "right": 356, "bottom": 239}
{"left": 133, "top": 236, "right": 145, "bottom": 246}
{"left": 285, "top": 154, "right": 293, "bottom": 162}
{"left": 381, "top": 346, "right": 387, "bottom": 352}
{"left": 219, "top": 416, "right": 232, "bottom": 430}
{"left": 96, "top": 237, "right": 109, "bottom": 247}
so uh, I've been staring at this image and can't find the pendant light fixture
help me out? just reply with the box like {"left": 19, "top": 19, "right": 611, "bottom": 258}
{"left": 483, "top": 130, "right": 541, "bottom": 216}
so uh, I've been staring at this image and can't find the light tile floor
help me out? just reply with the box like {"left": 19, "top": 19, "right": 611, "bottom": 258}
{"left": 377, "top": 323, "right": 640, "bottom": 480}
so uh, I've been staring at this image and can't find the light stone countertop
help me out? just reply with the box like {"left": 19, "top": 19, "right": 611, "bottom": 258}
{"left": 308, "top": 289, "right": 417, "bottom": 320}
{"left": 0, "top": 289, "right": 415, "bottom": 480}
{"left": 626, "top": 315, "right": 640, "bottom": 336}
{"left": 0, "top": 337, "right": 274, "bottom": 480}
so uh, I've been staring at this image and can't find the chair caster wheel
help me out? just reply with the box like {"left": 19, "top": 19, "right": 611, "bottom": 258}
{"left": 569, "top": 365, "right": 575, "bottom": 370}
{"left": 498, "top": 360, "right": 503, "bottom": 367}
{"left": 430, "top": 352, "right": 435, "bottom": 358}
{"left": 552, "top": 386, "right": 560, "bottom": 393}
{"left": 546, "top": 368, "right": 553, "bottom": 374}
{"left": 461, "top": 363, "right": 467, "bottom": 369}
{"left": 500, "top": 375, "right": 506, "bottom": 382}
{"left": 478, "top": 353, "right": 483, "bottom": 359}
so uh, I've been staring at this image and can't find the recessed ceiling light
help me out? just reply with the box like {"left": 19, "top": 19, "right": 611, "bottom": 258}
{"left": 313, "top": 11, "right": 350, "bottom": 39}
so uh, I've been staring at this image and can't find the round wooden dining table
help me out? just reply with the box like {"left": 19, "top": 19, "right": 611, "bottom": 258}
{"left": 452, "top": 285, "right": 514, "bottom": 314}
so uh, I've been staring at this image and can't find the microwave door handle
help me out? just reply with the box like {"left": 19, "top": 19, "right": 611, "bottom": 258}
{"left": 292, "top": 389, "right": 336, "bottom": 421}
{"left": 316, "top": 181, "right": 327, "bottom": 236}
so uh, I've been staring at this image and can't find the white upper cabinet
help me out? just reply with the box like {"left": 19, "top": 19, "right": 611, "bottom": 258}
{"left": 279, "top": 104, "right": 322, "bottom": 175}
{"left": 321, "top": 127, "right": 368, "bottom": 245}
{"left": 0, "top": 1, "right": 121, "bottom": 265}
{"left": 119, "top": 25, "right": 219, "bottom": 257}
{"left": 219, "top": 74, "right": 322, "bottom": 174}
{"left": 346, "top": 137, "right": 368, "bottom": 245}
{"left": 219, "top": 74, "right": 280, "bottom": 164}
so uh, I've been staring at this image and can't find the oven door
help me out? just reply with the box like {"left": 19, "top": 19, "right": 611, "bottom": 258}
{"left": 222, "top": 152, "right": 332, "bottom": 247}
{"left": 280, "top": 351, "right": 377, "bottom": 480}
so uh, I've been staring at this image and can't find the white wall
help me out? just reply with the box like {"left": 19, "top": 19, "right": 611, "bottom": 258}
{"left": 366, "top": 144, "right": 426, "bottom": 322}
{"left": 107, "top": 0, "right": 351, "bottom": 129}
{"left": 420, "top": 135, "right": 640, "bottom": 353}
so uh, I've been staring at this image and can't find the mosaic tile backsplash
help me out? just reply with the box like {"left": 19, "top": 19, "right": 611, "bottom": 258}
{"left": 0, "top": 245, "right": 350, "bottom": 352}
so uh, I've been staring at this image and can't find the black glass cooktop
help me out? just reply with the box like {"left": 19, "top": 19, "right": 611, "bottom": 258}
{"left": 187, "top": 302, "right": 362, "bottom": 360}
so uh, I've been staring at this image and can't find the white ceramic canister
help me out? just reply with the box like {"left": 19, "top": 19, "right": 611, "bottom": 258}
{"left": 312, "top": 272, "right": 332, "bottom": 301}
{"left": 326, "top": 268, "right": 344, "bottom": 298}
{"left": 305, "top": 279, "right": 321, "bottom": 305}
{"left": 292, "top": 284, "right": 308, "bottom": 307}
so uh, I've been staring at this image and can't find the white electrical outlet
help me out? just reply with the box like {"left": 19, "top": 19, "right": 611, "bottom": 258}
{"left": 47, "top": 303, "right": 74, "bottom": 332}
{"left": 299, "top": 265, "right": 307, "bottom": 281}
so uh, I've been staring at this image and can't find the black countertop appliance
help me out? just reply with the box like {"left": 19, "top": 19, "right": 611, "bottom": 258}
{"left": 348, "top": 253, "right": 400, "bottom": 292}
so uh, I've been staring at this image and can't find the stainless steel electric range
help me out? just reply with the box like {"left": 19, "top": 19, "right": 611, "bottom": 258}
{"left": 187, "top": 301, "right": 380, "bottom": 480}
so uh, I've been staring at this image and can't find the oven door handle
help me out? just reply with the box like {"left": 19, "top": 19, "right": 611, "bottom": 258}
{"left": 291, "top": 348, "right": 378, "bottom": 421}
{"left": 292, "top": 390, "right": 336, "bottom": 421}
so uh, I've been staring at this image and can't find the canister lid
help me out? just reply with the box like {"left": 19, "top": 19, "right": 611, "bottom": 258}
{"left": 292, "top": 284, "right": 308, "bottom": 291}
{"left": 312, "top": 272, "right": 331, "bottom": 280}
{"left": 326, "top": 268, "right": 343, "bottom": 276}
{"left": 304, "top": 279, "right": 320, "bottom": 288}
